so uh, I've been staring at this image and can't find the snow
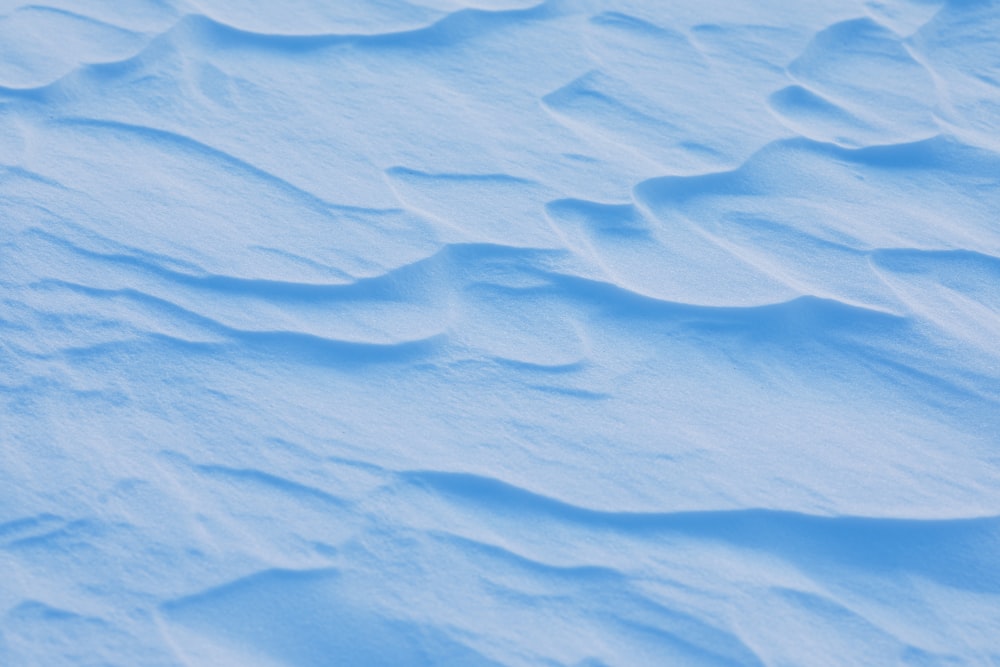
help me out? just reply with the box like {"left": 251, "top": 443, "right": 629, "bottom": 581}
{"left": 2, "top": 0, "right": 999, "bottom": 664}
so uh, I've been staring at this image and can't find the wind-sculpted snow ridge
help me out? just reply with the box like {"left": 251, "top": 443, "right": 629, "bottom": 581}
{"left": 2, "top": 0, "right": 1000, "bottom": 664}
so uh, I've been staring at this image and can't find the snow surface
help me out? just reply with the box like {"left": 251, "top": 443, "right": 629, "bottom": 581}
{"left": 2, "top": 0, "right": 1000, "bottom": 664}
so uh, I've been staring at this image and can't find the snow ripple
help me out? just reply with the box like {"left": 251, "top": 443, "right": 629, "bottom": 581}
{"left": 2, "top": 0, "right": 999, "bottom": 664}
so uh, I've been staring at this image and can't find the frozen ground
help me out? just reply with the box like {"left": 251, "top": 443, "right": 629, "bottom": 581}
{"left": 2, "top": 0, "right": 1000, "bottom": 665}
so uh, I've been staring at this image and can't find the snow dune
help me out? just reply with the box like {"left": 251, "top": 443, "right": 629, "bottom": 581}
{"left": 2, "top": 0, "right": 999, "bottom": 664}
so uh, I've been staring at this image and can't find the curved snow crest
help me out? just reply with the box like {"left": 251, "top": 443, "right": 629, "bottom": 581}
{"left": 0, "top": 1, "right": 556, "bottom": 93}
{"left": 3, "top": 0, "right": 1000, "bottom": 665}
{"left": 150, "top": 467, "right": 1000, "bottom": 666}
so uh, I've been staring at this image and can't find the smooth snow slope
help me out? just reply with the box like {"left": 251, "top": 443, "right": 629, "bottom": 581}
{"left": 2, "top": 0, "right": 1000, "bottom": 664}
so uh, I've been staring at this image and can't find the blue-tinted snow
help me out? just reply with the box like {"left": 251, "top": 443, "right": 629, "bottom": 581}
{"left": 2, "top": 0, "right": 999, "bottom": 665}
